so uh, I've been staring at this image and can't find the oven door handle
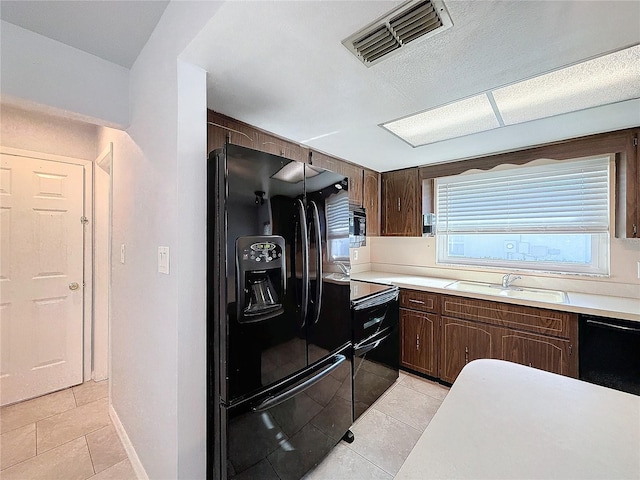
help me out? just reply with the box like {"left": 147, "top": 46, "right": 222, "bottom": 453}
{"left": 310, "top": 200, "right": 323, "bottom": 325}
{"left": 355, "top": 326, "right": 393, "bottom": 357}
{"left": 586, "top": 319, "right": 640, "bottom": 333}
{"left": 252, "top": 354, "right": 346, "bottom": 412}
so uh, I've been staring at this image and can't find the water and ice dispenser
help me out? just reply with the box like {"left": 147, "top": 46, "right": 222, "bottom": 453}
{"left": 236, "top": 235, "right": 286, "bottom": 323}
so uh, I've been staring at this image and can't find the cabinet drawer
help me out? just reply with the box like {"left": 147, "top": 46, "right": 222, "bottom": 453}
{"left": 400, "top": 289, "right": 439, "bottom": 313}
{"left": 442, "top": 295, "right": 576, "bottom": 339}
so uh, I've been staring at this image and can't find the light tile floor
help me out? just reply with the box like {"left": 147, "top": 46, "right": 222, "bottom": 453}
{"left": 0, "top": 380, "right": 136, "bottom": 480}
{"left": 0, "top": 372, "right": 447, "bottom": 480}
{"left": 305, "top": 370, "right": 449, "bottom": 480}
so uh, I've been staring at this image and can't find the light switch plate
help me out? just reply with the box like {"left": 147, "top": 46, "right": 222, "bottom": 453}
{"left": 120, "top": 244, "right": 126, "bottom": 264}
{"left": 158, "top": 246, "right": 170, "bottom": 274}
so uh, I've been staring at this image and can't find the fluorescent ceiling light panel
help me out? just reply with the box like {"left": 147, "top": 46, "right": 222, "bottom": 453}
{"left": 382, "top": 94, "right": 500, "bottom": 147}
{"left": 271, "top": 162, "right": 320, "bottom": 183}
{"left": 493, "top": 45, "right": 640, "bottom": 125}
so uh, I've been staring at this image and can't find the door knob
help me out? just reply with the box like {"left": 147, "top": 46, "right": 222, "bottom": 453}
{"left": 69, "top": 282, "right": 80, "bottom": 291}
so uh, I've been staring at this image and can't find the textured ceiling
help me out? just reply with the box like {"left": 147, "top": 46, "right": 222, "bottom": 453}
{"left": 0, "top": 0, "right": 169, "bottom": 68}
{"left": 1, "top": 1, "right": 638, "bottom": 171}
{"left": 184, "top": 1, "right": 640, "bottom": 171}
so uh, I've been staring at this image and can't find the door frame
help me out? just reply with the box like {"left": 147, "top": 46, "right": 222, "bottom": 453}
{"left": 93, "top": 144, "right": 112, "bottom": 382}
{"left": 0, "top": 146, "right": 94, "bottom": 382}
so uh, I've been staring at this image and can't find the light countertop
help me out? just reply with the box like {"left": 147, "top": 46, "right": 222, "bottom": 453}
{"left": 396, "top": 359, "right": 640, "bottom": 479}
{"left": 351, "top": 270, "right": 640, "bottom": 323}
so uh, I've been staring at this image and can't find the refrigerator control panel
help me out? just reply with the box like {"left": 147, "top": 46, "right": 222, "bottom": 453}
{"left": 237, "top": 235, "right": 285, "bottom": 268}
{"left": 241, "top": 241, "right": 283, "bottom": 263}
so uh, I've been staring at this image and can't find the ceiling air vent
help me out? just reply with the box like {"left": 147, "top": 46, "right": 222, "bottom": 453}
{"left": 343, "top": 0, "right": 453, "bottom": 67}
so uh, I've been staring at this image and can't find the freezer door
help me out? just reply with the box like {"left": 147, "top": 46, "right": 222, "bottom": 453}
{"left": 224, "top": 347, "right": 353, "bottom": 480}
{"left": 218, "top": 145, "right": 311, "bottom": 403}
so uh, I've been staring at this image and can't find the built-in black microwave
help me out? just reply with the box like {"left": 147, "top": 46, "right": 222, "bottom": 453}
{"left": 350, "top": 206, "right": 366, "bottom": 247}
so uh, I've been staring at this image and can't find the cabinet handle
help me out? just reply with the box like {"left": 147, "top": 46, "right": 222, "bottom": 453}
{"left": 408, "top": 299, "right": 425, "bottom": 305}
{"left": 397, "top": 197, "right": 401, "bottom": 212}
{"left": 416, "top": 334, "right": 420, "bottom": 351}
{"left": 464, "top": 346, "right": 469, "bottom": 364}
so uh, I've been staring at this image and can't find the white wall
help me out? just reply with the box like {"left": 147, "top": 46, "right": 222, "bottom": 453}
{"left": 2, "top": 3, "right": 218, "bottom": 476}
{"left": 0, "top": 104, "right": 98, "bottom": 160}
{"left": 0, "top": 21, "right": 129, "bottom": 128}
{"left": 368, "top": 236, "right": 640, "bottom": 299}
{"left": 103, "top": 3, "right": 219, "bottom": 478}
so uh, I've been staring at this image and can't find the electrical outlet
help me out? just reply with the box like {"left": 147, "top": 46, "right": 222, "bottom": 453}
{"left": 120, "top": 244, "right": 126, "bottom": 264}
{"left": 353, "top": 249, "right": 359, "bottom": 261}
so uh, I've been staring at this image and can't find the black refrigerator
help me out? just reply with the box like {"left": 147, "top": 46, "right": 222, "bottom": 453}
{"left": 207, "top": 144, "right": 353, "bottom": 480}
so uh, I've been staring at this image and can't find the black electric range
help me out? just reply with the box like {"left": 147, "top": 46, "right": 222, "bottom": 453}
{"left": 350, "top": 280, "right": 399, "bottom": 420}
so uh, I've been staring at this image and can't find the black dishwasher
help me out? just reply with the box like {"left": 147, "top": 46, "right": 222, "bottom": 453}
{"left": 579, "top": 314, "right": 640, "bottom": 396}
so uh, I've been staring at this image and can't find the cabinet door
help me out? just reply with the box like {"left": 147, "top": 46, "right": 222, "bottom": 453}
{"left": 207, "top": 112, "right": 256, "bottom": 152}
{"left": 440, "top": 317, "right": 492, "bottom": 383}
{"left": 342, "top": 162, "right": 364, "bottom": 207}
{"left": 363, "top": 169, "right": 380, "bottom": 236}
{"left": 497, "top": 329, "right": 575, "bottom": 377}
{"left": 255, "top": 131, "right": 306, "bottom": 163}
{"left": 400, "top": 310, "right": 439, "bottom": 377}
{"left": 311, "top": 150, "right": 341, "bottom": 173}
{"left": 311, "top": 151, "right": 364, "bottom": 206}
{"left": 381, "top": 169, "right": 420, "bottom": 236}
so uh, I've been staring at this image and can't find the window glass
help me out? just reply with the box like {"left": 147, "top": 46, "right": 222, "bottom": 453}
{"left": 325, "top": 191, "right": 349, "bottom": 261}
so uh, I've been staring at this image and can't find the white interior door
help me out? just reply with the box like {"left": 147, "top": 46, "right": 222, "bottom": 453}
{"left": 0, "top": 153, "right": 85, "bottom": 406}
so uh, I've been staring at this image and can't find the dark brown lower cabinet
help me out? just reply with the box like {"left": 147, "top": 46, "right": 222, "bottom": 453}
{"left": 401, "top": 291, "right": 579, "bottom": 384}
{"left": 439, "top": 315, "right": 576, "bottom": 383}
{"left": 497, "top": 328, "right": 574, "bottom": 377}
{"left": 440, "top": 317, "right": 493, "bottom": 383}
{"left": 400, "top": 309, "right": 439, "bottom": 377}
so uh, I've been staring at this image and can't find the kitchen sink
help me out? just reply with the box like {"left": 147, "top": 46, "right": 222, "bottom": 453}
{"left": 445, "top": 281, "right": 567, "bottom": 304}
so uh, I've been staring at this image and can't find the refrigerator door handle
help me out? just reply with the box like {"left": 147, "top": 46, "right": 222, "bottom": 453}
{"left": 297, "top": 199, "right": 309, "bottom": 328}
{"left": 310, "top": 201, "right": 323, "bottom": 325}
{"left": 251, "top": 354, "right": 346, "bottom": 413}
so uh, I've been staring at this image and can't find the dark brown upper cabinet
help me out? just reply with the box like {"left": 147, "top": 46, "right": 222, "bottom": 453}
{"left": 309, "top": 150, "right": 364, "bottom": 207}
{"left": 381, "top": 168, "right": 421, "bottom": 236}
{"left": 363, "top": 169, "right": 380, "bottom": 236}
{"left": 207, "top": 110, "right": 306, "bottom": 163}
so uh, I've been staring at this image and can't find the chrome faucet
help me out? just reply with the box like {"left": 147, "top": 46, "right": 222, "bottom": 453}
{"left": 336, "top": 261, "right": 350, "bottom": 276}
{"left": 501, "top": 273, "right": 521, "bottom": 288}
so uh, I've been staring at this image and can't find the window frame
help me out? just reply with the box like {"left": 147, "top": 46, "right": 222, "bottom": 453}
{"left": 434, "top": 156, "right": 613, "bottom": 276}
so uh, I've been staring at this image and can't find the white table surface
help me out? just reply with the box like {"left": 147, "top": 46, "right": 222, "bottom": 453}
{"left": 396, "top": 359, "right": 640, "bottom": 479}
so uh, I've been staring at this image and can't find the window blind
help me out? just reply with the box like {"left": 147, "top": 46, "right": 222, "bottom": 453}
{"left": 325, "top": 191, "right": 349, "bottom": 238}
{"left": 436, "top": 156, "right": 610, "bottom": 234}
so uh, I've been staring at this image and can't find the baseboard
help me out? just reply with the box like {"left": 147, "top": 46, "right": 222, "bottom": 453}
{"left": 109, "top": 404, "right": 149, "bottom": 480}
